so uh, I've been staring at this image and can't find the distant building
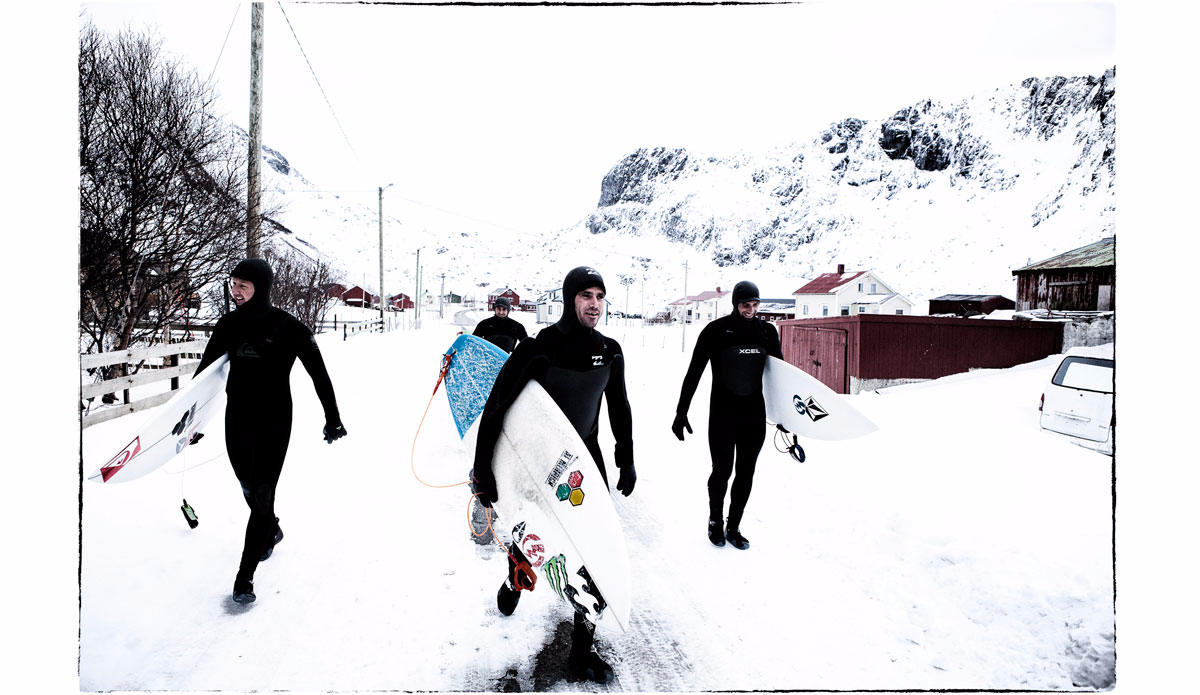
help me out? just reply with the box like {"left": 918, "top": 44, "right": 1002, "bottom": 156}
{"left": 928, "top": 294, "right": 1016, "bottom": 317}
{"left": 1011, "top": 237, "right": 1115, "bottom": 312}
{"left": 756, "top": 299, "right": 796, "bottom": 322}
{"left": 389, "top": 293, "right": 414, "bottom": 310}
{"left": 341, "top": 286, "right": 378, "bottom": 308}
{"left": 668, "top": 288, "right": 730, "bottom": 323}
{"left": 792, "top": 264, "right": 914, "bottom": 317}
{"left": 488, "top": 287, "right": 520, "bottom": 310}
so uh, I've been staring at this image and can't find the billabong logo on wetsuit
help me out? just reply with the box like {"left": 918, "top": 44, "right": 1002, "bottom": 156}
{"left": 545, "top": 450, "right": 578, "bottom": 487}
{"left": 591, "top": 355, "right": 603, "bottom": 366}
{"left": 793, "top": 394, "right": 829, "bottom": 422}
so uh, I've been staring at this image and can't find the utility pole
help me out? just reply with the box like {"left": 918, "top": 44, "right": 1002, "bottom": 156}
{"left": 681, "top": 261, "right": 689, "bottom": 352}
{"left": 414, "top": 248, "right": 421, "bottom": 326}
{"left": 438, "top": 273, "right": 446, "bottom": 319}
{"left": 378, "top": 184, "right": 392, "bottom": 328}
{"left": 247, "top": 2, "right": 264, "bottom": 257}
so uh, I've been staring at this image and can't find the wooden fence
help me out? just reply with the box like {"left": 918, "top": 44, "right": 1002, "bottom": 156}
{"left": 80, "top": 339, "right": 208, "bottom": 429}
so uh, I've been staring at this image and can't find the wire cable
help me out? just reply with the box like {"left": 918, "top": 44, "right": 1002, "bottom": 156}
{"left": 276, "top": 2, "right": 363, "bottom": 166}
{"left": 208, "top": 3, "right": 242, "bottom": 84}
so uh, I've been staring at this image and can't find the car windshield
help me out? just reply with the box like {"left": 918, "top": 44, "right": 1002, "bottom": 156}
{"left": 1052, "top": 356, "right": 1114, "bottom": 394}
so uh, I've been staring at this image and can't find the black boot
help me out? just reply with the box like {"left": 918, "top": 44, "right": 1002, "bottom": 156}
{"left": 566, "top": 617, "right": 613, "bottom": 684}
{"left": 707, "top": 519, "right": 726, "bottom": 547}
{"left": 725, "top": 525, "right": 750, "bottom": 550}
{"left": 232, "top": 575, "right": 256, "bottom": 604}
{"left": 260, "top": 520, "right": 284, "bottom": 561}
{"left": 497, "top": 580, "right": 520, "bottom": 616}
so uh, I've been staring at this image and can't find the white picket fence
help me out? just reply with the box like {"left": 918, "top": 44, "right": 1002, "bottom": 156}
{"left": 80, "top": 339, "right": 208, "bottom": 429}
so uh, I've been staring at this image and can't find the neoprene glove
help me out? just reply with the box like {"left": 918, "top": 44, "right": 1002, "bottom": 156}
{"left": 671, "top": 413, "right": 692, "bottom": 441}
{"left": 616, "top": 464, "right": 636, "bottom": 497}
{"left": 323, "top": 422, "right": 347, "bottom": 443}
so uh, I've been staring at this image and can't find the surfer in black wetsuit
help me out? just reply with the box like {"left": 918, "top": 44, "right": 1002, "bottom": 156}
{"left": 472, "top": 266, "right": 636, "bottom": 685}
{"left": 195, "top": 258, "right": 347, "bottom": 604}
{"left": 471, "top": 297, "right": 528, "bottom": 353}
{"left": 672, "top": 280, "right": 782, "bottom": 551}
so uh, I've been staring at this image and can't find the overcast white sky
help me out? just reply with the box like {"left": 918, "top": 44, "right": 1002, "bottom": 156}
{"left": 79, "top": 0, "right": 1115, "bottom": 234}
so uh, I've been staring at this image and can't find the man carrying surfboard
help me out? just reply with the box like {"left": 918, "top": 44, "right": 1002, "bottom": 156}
{"left": 472, "top": 297, "right": 528, "bottom": 352}
{"left": 672, "top": 280, "right": 782, "bottom": 550}
{"left": 195, "top": 257, "right": 347, "bottom": 605}
{"left": 472, "top": 265, "right": 636, "bottom": 684}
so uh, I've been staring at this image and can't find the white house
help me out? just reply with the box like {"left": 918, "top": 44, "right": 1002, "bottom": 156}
{"left": 667, "top": 288, "right": 730, "bottom": 323}
{"left": 791, "top": 264, "right": 915, "bottom": 317}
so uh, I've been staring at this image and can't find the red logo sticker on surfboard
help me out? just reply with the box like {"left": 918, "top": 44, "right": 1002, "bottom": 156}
{"left": 100, "top": 437, "right": 142, "bottom": 483}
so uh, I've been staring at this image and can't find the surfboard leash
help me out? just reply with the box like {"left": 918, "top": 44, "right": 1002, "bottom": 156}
{"left": 410, "top": 348, "right": 471, "bottom": 490}
{"left": 771, "top": 422, "right": 807, "bottom": 463}
{"left": 469, "top": 491, "right": 537, "bottom": 591}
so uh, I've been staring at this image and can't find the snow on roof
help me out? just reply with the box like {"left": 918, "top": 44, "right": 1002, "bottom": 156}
{"left": 851, "top": 293, "right": 898, "bottom": 305}
{"left": 669, "top": 289, "right": 730, "bottom": 305}
{"left": 1013, "top": 236, "right": 1115, "bottom": 273}
{"left": 792, "top": 271, "right": 868, "bottom": 294}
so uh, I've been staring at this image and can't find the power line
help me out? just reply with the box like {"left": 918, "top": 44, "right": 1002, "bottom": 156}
{"left": 207, "top": 3, "right": 242, "bottom": 83}
{"left": 275, "top": 2, "right": 362, "bottom": 166}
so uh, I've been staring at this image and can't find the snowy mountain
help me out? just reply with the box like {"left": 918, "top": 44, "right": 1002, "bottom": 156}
{"left": 252, "top": 67, "right": 1116, "bottom": 314}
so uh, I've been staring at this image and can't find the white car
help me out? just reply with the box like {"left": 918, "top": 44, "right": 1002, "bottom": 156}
{"left": 1039, "top": 345, "right": 1114, "bottom": 455}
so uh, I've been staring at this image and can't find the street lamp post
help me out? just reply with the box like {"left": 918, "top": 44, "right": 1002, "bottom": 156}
{"left": 379, "top": 183, "right": 393, "bottom": 328}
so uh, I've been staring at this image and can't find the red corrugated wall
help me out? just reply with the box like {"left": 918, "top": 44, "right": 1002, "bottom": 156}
{"left": 777, "top": 315, "right": 1064, "bottom": 392}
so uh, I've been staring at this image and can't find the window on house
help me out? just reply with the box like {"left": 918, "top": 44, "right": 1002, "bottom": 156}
{"left": 841, "top": 307, "right": 850, "bottom": 315}
{"left": 871, "top": 283, "right": 877, "bottom": 293}
{"left": 822, "top": 305, "right": 829, "bottom": 316}
{"left": 857, "top": 283, "right": 863, "bottom": 291}
{"left": 803, "top": 304, "right": 809, "bottom": 315}
{"left": 858, "top": 306, "right": 866, "bottom": 313}
{"left": 895, "top": 309, "right": 904, "bottom": 315}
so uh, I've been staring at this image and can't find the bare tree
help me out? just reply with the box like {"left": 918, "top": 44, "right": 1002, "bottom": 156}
{"left": 262, "top": 244, "right": 342, "bottom": 334}
{"left": 78, "top": 20, "right": 254, "bottom": 358}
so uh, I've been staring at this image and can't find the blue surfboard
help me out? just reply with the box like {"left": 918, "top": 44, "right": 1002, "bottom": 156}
{"left": 444, "top": 334, "right": 509, "bottom": 438}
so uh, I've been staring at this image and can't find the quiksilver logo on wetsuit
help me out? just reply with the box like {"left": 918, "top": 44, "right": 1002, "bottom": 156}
{"left": 235, "top": 343, "right": 259, "bottom": 358}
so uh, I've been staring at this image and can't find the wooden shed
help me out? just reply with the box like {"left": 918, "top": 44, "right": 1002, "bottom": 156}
{"left": 777, "top": 314, "right": 1064, "bottom": 394}
{"left": 1012, "top": 237, "right": 1115, "bottom": 312}
{"left": 928, "top": 294, "right": 1016, "bottom": 316}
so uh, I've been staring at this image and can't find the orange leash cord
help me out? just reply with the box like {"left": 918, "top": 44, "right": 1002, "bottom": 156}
{"left": 413, "top": 348, "right": 536, "bottom": 589}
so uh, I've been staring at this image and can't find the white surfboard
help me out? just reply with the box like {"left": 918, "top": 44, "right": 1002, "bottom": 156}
{"left": 489, "top": 380, "right": 632, "bottom": 634}
{"left": 763, "top": 356, "right": 877, "bottom": 440}
{"left": 87, "top": 355, "right": 229, "bottom": 484}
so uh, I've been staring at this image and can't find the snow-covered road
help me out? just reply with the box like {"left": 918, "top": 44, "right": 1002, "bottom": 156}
{"left": 78, "top": 318, "right": 1115, "bottom": 691}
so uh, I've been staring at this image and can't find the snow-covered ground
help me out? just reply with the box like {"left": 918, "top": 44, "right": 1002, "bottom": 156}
{"left": 75, "top": 309, "right": 1115, "bottom": 692}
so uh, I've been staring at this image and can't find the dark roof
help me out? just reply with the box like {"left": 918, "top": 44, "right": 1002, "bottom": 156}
{"left": 1013, "top": 237, "right": 1115, "bottom": 274}
{"left": 930, "top": 294, "right": 1013, "bottom": 302}
{"left": 793, "top": 271, "right": 868, "bottom": 294}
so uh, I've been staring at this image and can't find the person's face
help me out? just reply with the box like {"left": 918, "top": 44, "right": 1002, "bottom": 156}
{"left": 738, "top": 300, "right": 759, "bottom": 319}
{"left": 494, "top": 304, "right": 509, "bottom": 318}
{"left": 231, "top": 277, "right": 255, "bottom": 306}
{"left": 575, "top": 287, "right": 605, "bottom": 328}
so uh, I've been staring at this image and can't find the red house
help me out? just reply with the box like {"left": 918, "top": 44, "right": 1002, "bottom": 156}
{"left": 488, "top": 287, "right": 520, "bottom": 310}
{"left": 341, "top": 286, "right": 378, "bottom": 308}
{"left": 389, "top": 293, "right": 415, "bottom": 310}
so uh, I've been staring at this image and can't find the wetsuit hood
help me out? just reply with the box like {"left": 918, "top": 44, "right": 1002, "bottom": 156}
{"left": 555, "top": 266, "right": 606, "bottom": 335}
{"left": 231, "top": 257, "right": 273, "bottom": 317}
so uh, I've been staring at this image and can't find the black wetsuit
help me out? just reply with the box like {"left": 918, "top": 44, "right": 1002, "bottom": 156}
{"left": 196, "top": 289, "right": 341, "bottom": 584}
{"left": 676, "top": 310, "right": 782, "bottom": 528}
{"left": 472, "top": 314, "right": 529, "bottom": 353}
{"left": 472, "top": 310, "right": 634, "bottom": 651}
